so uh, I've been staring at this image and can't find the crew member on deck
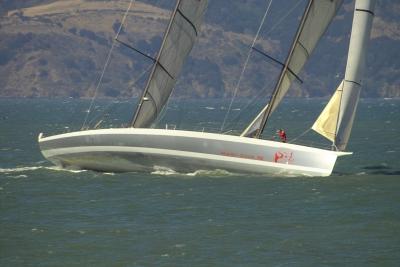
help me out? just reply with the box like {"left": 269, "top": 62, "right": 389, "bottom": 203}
{"left": 277, "top": 129, "right": 287, "bottom": 143}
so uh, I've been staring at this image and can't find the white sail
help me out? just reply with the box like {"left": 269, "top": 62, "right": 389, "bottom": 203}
{"left": 240, "top": 104, "right": 269, "bottom": 137}
{"left": 131, "top": 0, "right": 208, "bottom": 128}
{"left": 242, "top": 0, "right": 343, "bottom": 137}
{"left": 333, "top": 0, "right": 376, "bottom": 150}
{"left": 311, "top": 81, "right": 344, "bottom": 142}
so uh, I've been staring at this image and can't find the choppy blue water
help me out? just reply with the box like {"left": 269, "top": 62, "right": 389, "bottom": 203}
{"left": 1, "top": 98, "right": 399, "bottom": 266}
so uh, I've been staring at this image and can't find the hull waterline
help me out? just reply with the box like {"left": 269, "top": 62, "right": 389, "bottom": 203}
{"left": 38, "top": 128, "right": 350, "bottom": 177}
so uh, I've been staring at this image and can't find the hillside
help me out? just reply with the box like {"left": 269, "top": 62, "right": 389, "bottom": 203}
{"left": 0, "top": 0, "right": 399, "bottom": 98}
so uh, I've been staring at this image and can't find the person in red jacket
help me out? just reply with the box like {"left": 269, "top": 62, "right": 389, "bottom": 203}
{"left": 277, "top": 129, "right": 287, "bottom": 143}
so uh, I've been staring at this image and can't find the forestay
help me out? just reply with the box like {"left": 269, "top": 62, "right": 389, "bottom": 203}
{"left": 131, "top": 0, "right": 208, "bottom": 128}
{"left": 242, "top": 0, "right": 343, "bottom": 137}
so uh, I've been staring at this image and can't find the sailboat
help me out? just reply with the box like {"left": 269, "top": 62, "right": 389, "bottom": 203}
{"left": 38, "top": 0, "right": 376, "bottom": 177}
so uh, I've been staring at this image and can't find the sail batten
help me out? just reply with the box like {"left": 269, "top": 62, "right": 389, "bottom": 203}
{"left": 131, "top": 0, "right": 208, "bottom": 128}
{"left": 242, "top": 0, "right": 343, "bottom": 138}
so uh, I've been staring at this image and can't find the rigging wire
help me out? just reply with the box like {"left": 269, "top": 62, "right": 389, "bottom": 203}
{"left": 86, "top": 63, "right": 153, "bottom": 128}
{"left": 220, "top": 0, "right": 307, "bottom": 133}
{"left": 264, "top": 0, "right": 306, "bottom": 36}
{"left": 288, "top": 128, "right": 332, "bottom": 150}
{"left": 82, "top": 0, "right": 136, "bottom": 130}
{"left": 223, "top": 78, "right": 275, "bottom": 131}
{"left": 288, "top": 128, "right": 311, "bottom": 144}
{"left": 220, "top": 0, "right": 274, "bottom": 132}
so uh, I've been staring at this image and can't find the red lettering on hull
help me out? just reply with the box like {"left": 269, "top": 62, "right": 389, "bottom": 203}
{"left": 274, "top": 151, "right": 294, "bottom": 164}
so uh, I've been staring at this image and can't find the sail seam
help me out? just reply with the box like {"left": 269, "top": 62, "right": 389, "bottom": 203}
{"left": 252, "top": 46, "right": 303, "bottom": 83}
{"left": 157, "top": 61, "right": 175, "bottom": 79}
{"left": 297, "top": 41, "right": 310, "bottom": 58}
{"left": 344, "top": 79, "right": 361, "bottom": 86}
{"left": 355, "top": 8, "right": 374, "bottom": 16}
{"left": 177, "top": 9, "right": 198, "bottom": 36}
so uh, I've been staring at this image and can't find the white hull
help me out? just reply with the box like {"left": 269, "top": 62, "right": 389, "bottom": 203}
{"left": 38, "top": 128, "right": 350, "bottom": 177}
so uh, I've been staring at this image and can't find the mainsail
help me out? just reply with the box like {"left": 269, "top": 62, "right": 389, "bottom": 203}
{"left": 312, "top": 0, "right": 376, "bottom": 150}
{"left": 242, "top": 0, "right": 343, "bottom": 137}
{"left": 131, "top": 0, "right": 208, "bottom": 128}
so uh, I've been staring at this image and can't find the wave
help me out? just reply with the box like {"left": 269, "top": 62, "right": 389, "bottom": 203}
{"left": 151, "top": 166, "right": 178, "bottom": 176}
{"left": 361, "top": 163, "right": 400, "bottom": 175}
{"left": 185, "top": 169, "right": 234, "bottom": 177}
{"left": 0, "top": 166, "right": 43, "bottom": 173}
{"left": 331, "top": 163, "right": 400, "bottom": 176}
{"left": 149, "top": 165, "right": 330, "bottom": 178}
{"left": 151, "top": 166, "right": 234, "bottom": 177}
{"left": 0, "top": 165, "right": 87, "bottom": 174}
{"left": 45, "top": 166, "right": 87, "bottom": 173}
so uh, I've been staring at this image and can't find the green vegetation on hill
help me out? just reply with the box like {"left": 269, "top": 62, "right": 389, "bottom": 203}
{"left": 0, "top": 0, "right": 399, "bottom": 98}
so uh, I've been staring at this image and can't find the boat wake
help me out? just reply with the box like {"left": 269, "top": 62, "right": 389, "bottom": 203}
{"left": 362, "top": 164, "right": 400, "bottom": 176}
{"left": 151, "top": 166, "right": 234, "bottom": 177}
{"left": 0, "top": 166, "right": 43, "bottom": 173}
{"left": 151, "top": 166, "right": 179, "bottom": 176}
{"left": 0, "top": 165, "right": 87, "bottom": 174}
{"left": 186, "top": 169, "right": 234, "bottom": 177}
{"left": 45, "top": 166, "right": 87, "bottom": 173}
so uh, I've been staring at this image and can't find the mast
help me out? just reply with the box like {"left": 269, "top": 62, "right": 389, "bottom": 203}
{"left": 254, "top": 0, "right": 314, "bottom": 139}
{"left": 241, "top": 0, "right": 343, "bottom": 138}
{"left": 130, "top": 0, "right": 208, "bottom": 128}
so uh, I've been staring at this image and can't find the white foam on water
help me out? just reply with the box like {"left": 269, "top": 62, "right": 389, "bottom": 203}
{"left": 0, "top": 165, "right": 89, "bottom": 177}
{"left": 0, "top": 165, "right": 89, "bottom": 175}
{"left": 185, "top": 169, "right": 234, "bottom": 177}
{"left": 12, "top": 174, "right": 28, "bottom": 179}
{"left": 45, "top": 166, "right": 87, "bottom": 173}
{"left": 150, "top": 166, "right": 312, "bottom": 178}
{"left": 0, "top": 166, "right": 42, "bottom": 173}
{"left": 151, "top": 166, "right": 178, "bottom": 176}
{"left": 151, "top": 166, "right": 234, "bottom": 177}
{"left": 356, "top": 172, "right": 367, "bottom": 176}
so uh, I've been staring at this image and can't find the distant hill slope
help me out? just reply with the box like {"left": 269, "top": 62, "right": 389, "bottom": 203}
{"left": 0, "top": 0, "right": 399, "bottom": 98}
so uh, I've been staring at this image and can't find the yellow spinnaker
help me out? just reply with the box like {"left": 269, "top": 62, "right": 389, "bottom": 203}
{"left": 312, "top": 80, "right": 344, "bottom": 142}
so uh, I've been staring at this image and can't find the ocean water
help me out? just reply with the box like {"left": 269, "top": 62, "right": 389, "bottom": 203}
{"left": 0, "top": 98, "right": 399, "bottom": 266}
